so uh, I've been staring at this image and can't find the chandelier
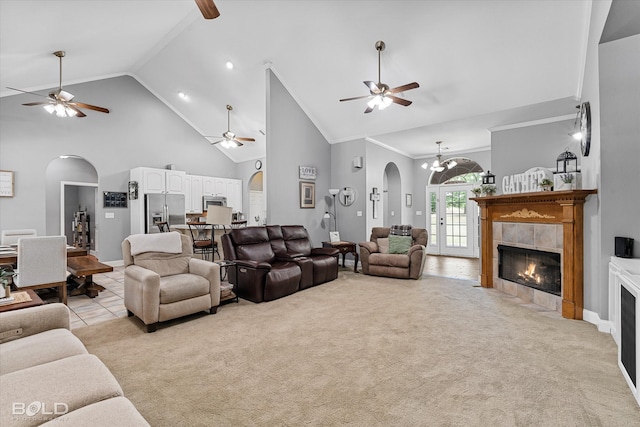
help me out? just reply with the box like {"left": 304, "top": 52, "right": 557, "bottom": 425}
{"left": 421, "top": 141, "right": 457, "bottom": 172}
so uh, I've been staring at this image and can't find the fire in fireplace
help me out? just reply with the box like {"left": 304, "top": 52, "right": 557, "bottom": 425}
{"left": 498, "top": 245, "right": 561, "bottom": 295}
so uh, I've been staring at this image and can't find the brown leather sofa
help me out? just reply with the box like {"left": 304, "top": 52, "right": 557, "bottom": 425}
{"left": 221, "top": 225, "right": 339, "bottom": 302}
{"left": 359, "top": 227, "right": 428, "bottom": 279}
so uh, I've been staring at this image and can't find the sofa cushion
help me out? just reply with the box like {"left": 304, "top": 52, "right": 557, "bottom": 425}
{"left": 0, "top": 328, "right": 88, "bottom": 375}
{"left": 377, "top": 238, "right": 389, "bottom": 254}
{"left": 127, "top": 232, "right": 182, "bottom": 256}
{"left": 390, "top": 224, "right": 412, "bottom": 236}
{"left": 160, "top": 273, "right": 210, "bottom": 304}
{"left": 282, "top": 226, "right": 312, "bottom": 256}
{"left": 369, "top": 253, "right": 411, "bottom": 268}
{"left": 134, "top": 253, "right": 190, "bottom": 277}
{"left": 39, "top": 397, "right": 149, "bottom": 427}
{"left": 389, "top": 235, "right": 412, "bottom": 254}
{"left": 0, "top": 354, "right": 123, "bottom": 427}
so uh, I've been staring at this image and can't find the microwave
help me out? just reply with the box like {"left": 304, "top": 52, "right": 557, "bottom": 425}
{"left": 203, "top": 196, "right": 227, "bottom": 211}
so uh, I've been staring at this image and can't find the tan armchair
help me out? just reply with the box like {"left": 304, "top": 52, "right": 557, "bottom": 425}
{"left": 122, "top": 232, "right": 220, "bottom": 332}
{"left": 359, "top": 227, "right": 428, "bottom": 279}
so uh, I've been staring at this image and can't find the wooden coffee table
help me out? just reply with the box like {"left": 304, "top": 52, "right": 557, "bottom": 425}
{"left": 322, "top": 241, "right": 359, "bottom": 273}
{"left": 67, "top": 256, "right": 114, "bottom": 298}
{"left": 0, "top": 289, "right": 44, "bottom": 313}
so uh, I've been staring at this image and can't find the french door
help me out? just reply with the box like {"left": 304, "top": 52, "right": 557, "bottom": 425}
{"left": 427, "top": 184, "right": 478, "bottom": 257}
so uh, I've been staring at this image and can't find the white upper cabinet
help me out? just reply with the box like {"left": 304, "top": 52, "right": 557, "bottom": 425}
{"left": 135, "top": 167, "right": 186, "bottom": 195}
{"left": 165, "top": 170, "right": 186, "bottom": 194}
{"left": 141, "top": 168, "right": 165, "bottom": 194}
{"left": 202, "top": 176, "right": 216, "bottom": 196}
{"left": 188, "top": 175, "right": 203, "bottom": 214}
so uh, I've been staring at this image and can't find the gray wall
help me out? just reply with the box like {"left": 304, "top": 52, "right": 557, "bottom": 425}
{"left": 266, "top": 70, "right": 331, "bottom": 246}
{"left": 599, "top": 34, "right": 640, "bottom": 305}
{"left": 0, "top": 75, "right": 237, "bottom": 261}
{"left": 330, "top": 139, "right": 367, "bottom": 245}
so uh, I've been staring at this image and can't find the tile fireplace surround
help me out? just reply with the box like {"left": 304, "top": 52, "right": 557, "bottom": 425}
{"left": 473, "top": 190, "right": 597, "bottom": 320}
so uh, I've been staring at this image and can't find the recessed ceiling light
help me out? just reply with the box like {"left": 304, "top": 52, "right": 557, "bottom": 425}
{"left": 178, "top": 92, "right": 188, "bottom": 100}
{"left": 226, "top": 61, "right": 234, "bottom": 70}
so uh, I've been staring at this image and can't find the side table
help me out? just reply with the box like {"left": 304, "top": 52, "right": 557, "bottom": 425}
{"left": 216, "top": 261, "right": 238, "bottom": 305}
{"left": 0, "top": 289, "right": 44, "bottom": 313}
{"left": 322, "top": 241, "right": 359, "bottom": 273}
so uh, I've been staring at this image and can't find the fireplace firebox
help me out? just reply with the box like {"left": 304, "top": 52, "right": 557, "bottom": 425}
{"left": 498, "top": 245, "right": 561, "bottom": 296}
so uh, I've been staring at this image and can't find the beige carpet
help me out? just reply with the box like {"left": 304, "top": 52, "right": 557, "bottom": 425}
{"left": 73, "top": 272, "right": 640, "bottom": 426}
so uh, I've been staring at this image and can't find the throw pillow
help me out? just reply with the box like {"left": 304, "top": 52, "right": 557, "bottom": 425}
{"left": 390, "top": 225, "right": 412, "bottom": 236}
{"left": 388, "top": 235, "right": 412, "bottom": 254}
{"left": 377, "top": 237, "right": 389, "bottom": 254}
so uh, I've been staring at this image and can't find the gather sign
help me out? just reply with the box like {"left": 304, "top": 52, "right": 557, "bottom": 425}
{"left": 501, "top": 167, "right": 553, "bottom": 194}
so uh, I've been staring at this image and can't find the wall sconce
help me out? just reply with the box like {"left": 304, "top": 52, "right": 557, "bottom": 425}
{"left": 353, "top": 156, "right": 363, "bottom": 169}
{"left": 128, "top": 181, "right": 138, "bottom": 200}
{"left": 482, "top": 171, "right": 496, "bottom": 185}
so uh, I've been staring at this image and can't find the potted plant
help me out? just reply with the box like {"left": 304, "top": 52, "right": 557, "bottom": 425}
{"left": 471, "top": 187, "right": 482, "bottom": 197}
{"left": 539, "top": 178, "right": 553, "bottom": 191}
{"left": 0, "top": 267, "right": 14, "bottom": 298}
{"left": 481, "top": 184, "right": 497, "bottom": 196}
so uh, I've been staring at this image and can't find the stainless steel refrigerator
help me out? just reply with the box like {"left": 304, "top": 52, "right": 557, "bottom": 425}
{"left": 144, "top": 193, "right": 186, "bottom": 233}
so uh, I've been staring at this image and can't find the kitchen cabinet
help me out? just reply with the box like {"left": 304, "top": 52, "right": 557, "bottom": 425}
{"left": 133, "top": 167, "right": 186, "bottom": 195}
{"left": 185, "top": 175, "right": 203, "bottom": 214}
{"left": 226, "top": 179, "right": 243, "bottom": 212}
{"left": 202, "top": 176, "right": 216, "bottom": 196}
{"left": 214, "top": 178, "right": 227, "bottom": 197}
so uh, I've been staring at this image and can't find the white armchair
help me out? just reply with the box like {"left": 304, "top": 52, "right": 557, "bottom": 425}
{"left": 15, "top": 236, "right": 68, "bottom": 304}
{"left": 122, "top": 232, "right": 220, "bottom": 333}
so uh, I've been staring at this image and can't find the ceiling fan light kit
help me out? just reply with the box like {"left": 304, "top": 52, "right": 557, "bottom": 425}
{"left": 8, "top": 50, "right": 110, "bottom": 119}
{"left": 206, "top": 105, "right": 255, "bottom": 149}
{"left": 340, "top": 40, "right": 419, "bottom": 113}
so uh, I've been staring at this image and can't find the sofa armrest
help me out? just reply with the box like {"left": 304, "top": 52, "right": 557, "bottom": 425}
{"left": 358, "top": 241, "right": 379, "bottom": 254}
{"left": 189, "top": 258, "right": 221, "bottom": 307}
{"left": 408, "top": 244, "right": 425, "bottom": 256}
{"left": 276, "top": 252, "right": 306, "bottom": 261}
{"left": 311, "top": 248, "right": 340, "bottom": 257}
{"left": 124, "top": 265, "right": 161, "bottom": 325}
{"left": 0, "top": 303, "right": 70, "bottom": 344}
{"left": 234, "top": 260, "right": 272, "bottom": 270}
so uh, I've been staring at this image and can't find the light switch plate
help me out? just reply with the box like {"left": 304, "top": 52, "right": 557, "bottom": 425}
{"left": 356, "top": 211, "right": 363, "bottom": 217}
{"left": 416, "top": 211, "right": 423, "bottom": 216}
{"left": 105, "top": 212, "right": 115, "bottom": 219}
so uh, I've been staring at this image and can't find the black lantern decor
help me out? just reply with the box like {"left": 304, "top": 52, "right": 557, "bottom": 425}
{"left": 556, "top": 150, "right": 578, "bottom": 173}
{"left": 482, "top": 171, "right": 496, "bottom": 185}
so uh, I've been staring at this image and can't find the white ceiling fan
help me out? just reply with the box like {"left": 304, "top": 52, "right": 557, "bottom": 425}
{"left": 205, "top": 105, "right": 255, "bottom": 149}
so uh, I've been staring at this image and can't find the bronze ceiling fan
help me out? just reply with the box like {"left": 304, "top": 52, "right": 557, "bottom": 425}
{"left": 206, "top": 105, "right": 255, "bottom": 148}
{"left": 340, "top": 40, "right": 419, "bottom": 113}
{"left": 195, "top": 0, "right": 220, "bottom": 19}
{"left": 7, "top": 51, "right": 109, "bottom": 118}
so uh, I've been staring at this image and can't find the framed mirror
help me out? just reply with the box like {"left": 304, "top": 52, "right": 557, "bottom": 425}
{"left": 339, "top": 187, "right": 356, "bottom": 206}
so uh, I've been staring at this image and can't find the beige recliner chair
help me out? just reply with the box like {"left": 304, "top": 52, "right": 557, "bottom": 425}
{"left": 122, "top": 232, "right": 220, "bottom": 332}
{"left": 359, "top": 227, "right": 428, "bottom": 279}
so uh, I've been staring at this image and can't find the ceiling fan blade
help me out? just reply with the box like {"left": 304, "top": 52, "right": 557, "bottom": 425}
{"left": 236, "top": 137, "right": 255, "bottom": 142}
{"left": 71, "top": 102, "right": 110, "bottom": 114}
{"left": 66, "top": 104, "right": 87, "bottom": 118}
{"left": 364, "top": 81, "right": 381, "bottom": 93}
{"left": 232, "top": 140, "right": 244, "bottom": 147}
{"left": 7, "top": 87, "right": 48, "bottom": 98}
{"left": 340, "top": 95, "right": 371, "bottom": 102}
{"left": 364, "top": 105, "right": 374, "bottom": 114}
{"left": 22, "top": 101, "right": 51, "bottom": 106}
{"left": 195, "top": 0, "right": 220, "bottom": 19}
{"left": 208, "top": 139, "right": 224, "bottom": 145}
{"left": 388, "top": 95, "right": 412, "bottom": 107}
{"left": 389, "top": 82, "right": 420, "bottom": 94}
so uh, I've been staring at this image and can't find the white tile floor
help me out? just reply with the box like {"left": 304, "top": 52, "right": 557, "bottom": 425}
{"left": 52, "top": 266, "right": 128, "bottom": 330}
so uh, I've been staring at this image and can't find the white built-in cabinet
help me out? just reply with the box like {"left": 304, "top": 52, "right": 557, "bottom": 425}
{"left": 192, "top": 175, "right": 242, "bottom": 212}
{"left": 185, "top": 175, "right": 203, "bottom": 214}
{"left": 138, "top": 167, "right": 186, "bottom": 194}
{"left": 202, "top": 176, "right": 216, "bottom": 196}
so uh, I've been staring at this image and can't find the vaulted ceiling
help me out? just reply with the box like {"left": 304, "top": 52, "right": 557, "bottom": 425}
{"left": 0, "top": 0, "right": 591, "bottom": 163}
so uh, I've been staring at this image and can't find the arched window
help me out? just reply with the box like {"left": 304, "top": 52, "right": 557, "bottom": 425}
{"left": 429, "top": 158, "right": 483, "bottom": 185}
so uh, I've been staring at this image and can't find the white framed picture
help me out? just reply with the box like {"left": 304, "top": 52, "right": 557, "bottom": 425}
{"left": 329, "top": 231, "right": 341, "bottom": 243}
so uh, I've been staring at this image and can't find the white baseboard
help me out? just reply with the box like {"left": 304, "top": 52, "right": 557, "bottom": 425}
{"left": 583, "top": 309, "right": 613, "bottom": 334}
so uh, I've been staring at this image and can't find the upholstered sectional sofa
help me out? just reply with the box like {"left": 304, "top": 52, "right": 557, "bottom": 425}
{"left": 0, "top": 303, "right": 148, "bottom": 426}
{"left": 221, "top": 225, "right": 340, "bottom": 302}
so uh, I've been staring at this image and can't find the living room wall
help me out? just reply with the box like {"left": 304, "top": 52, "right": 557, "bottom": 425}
{"left": 0, "top": 75, "right": 238, "bottom": 261}
{"left": 265, "top": 69, "right": 331, "bottom": 246}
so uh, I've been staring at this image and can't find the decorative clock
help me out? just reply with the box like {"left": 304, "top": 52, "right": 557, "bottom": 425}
{"left": 255, "top": 160, "right": 262, "bottom": 170}
{"left": 580, "top": 102, "right": 591, "bottom": 156}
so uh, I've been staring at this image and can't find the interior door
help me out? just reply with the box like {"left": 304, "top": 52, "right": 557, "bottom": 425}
{"left": 427, "top": 184, "right": 477, "bottom": 257}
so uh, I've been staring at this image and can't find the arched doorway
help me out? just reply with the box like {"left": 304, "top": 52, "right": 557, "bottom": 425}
{"left": 248, "top": 171, "right": 265, "bottom": 226}
{"left": 427, "top": 158, "right": 482, "bottom": 257}
{"left": 383, "top": 162, "right": 401, "bottom": 227}
{"left": 45, "top": 156, "right": 98, "bottom": 251}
